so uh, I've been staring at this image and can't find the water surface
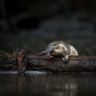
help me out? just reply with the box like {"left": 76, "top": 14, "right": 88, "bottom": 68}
{"left": 0, "top": 72, "right": 96, "bottom": 96}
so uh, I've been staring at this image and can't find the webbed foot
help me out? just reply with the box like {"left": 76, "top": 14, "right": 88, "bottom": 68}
{"left": 45, "top": 54, "right": 53, "bottom": 60}
{"left": 62, "top": 55, "right": 69, "bottom": 63}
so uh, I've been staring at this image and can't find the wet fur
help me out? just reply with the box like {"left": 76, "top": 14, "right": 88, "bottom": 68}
{"left": 41, "top": 41, "right": 78, "bottom": 63}
{"left": 49, "top": 41, "right": 78, "bottom": 56}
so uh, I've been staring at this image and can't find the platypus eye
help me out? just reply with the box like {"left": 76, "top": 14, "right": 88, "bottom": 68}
{"left": 55, "top": 46, "right": 59, "bottom": 49}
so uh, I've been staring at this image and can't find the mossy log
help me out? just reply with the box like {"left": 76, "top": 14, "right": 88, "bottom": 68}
{"left": 0, "top": 54, "right": 96, "bottom": 72}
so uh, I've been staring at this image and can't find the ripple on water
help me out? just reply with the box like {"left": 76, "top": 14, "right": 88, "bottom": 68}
{"left": 0, "top": 71, "right": 46, "bottom": 75}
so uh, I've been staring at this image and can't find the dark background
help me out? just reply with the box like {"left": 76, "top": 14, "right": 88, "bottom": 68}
{"left": 0, "top": 0, "right": 96, "bottom": 55}
{"left": 0, "top": 1, "right": 96, "bottom": 96}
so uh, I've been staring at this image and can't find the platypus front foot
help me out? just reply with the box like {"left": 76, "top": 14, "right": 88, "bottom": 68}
{"left": 45, "top": 53, "right": 53, "bottom": 60}
{"left": 62, "top": 55, "right": 69, "bottom": 63}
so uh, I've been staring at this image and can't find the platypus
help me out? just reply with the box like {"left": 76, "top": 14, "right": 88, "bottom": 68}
{"left": 40, "top": 41, "right": 78, "bottom": 63}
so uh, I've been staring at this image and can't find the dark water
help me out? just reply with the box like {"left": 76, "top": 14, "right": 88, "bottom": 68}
{"left": 0, "top": 72, "right": 96, "bottom": 96}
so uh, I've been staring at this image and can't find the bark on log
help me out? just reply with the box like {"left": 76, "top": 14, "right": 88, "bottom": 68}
{"left": 0, "top": 55, "right": 96, "bottom": 72}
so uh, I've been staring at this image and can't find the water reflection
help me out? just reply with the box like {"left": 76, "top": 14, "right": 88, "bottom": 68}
{"left": 0, "top": 72, "right": 96, "bottom": 96}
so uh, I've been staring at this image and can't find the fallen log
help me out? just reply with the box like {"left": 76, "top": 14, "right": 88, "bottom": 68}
{"left": 0, "top": 54, "right": 96, "bottom": 72}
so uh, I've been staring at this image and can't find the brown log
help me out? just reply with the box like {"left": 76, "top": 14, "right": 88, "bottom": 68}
{"left": 0, "top": 54, "right": 96, "bottom": 72}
